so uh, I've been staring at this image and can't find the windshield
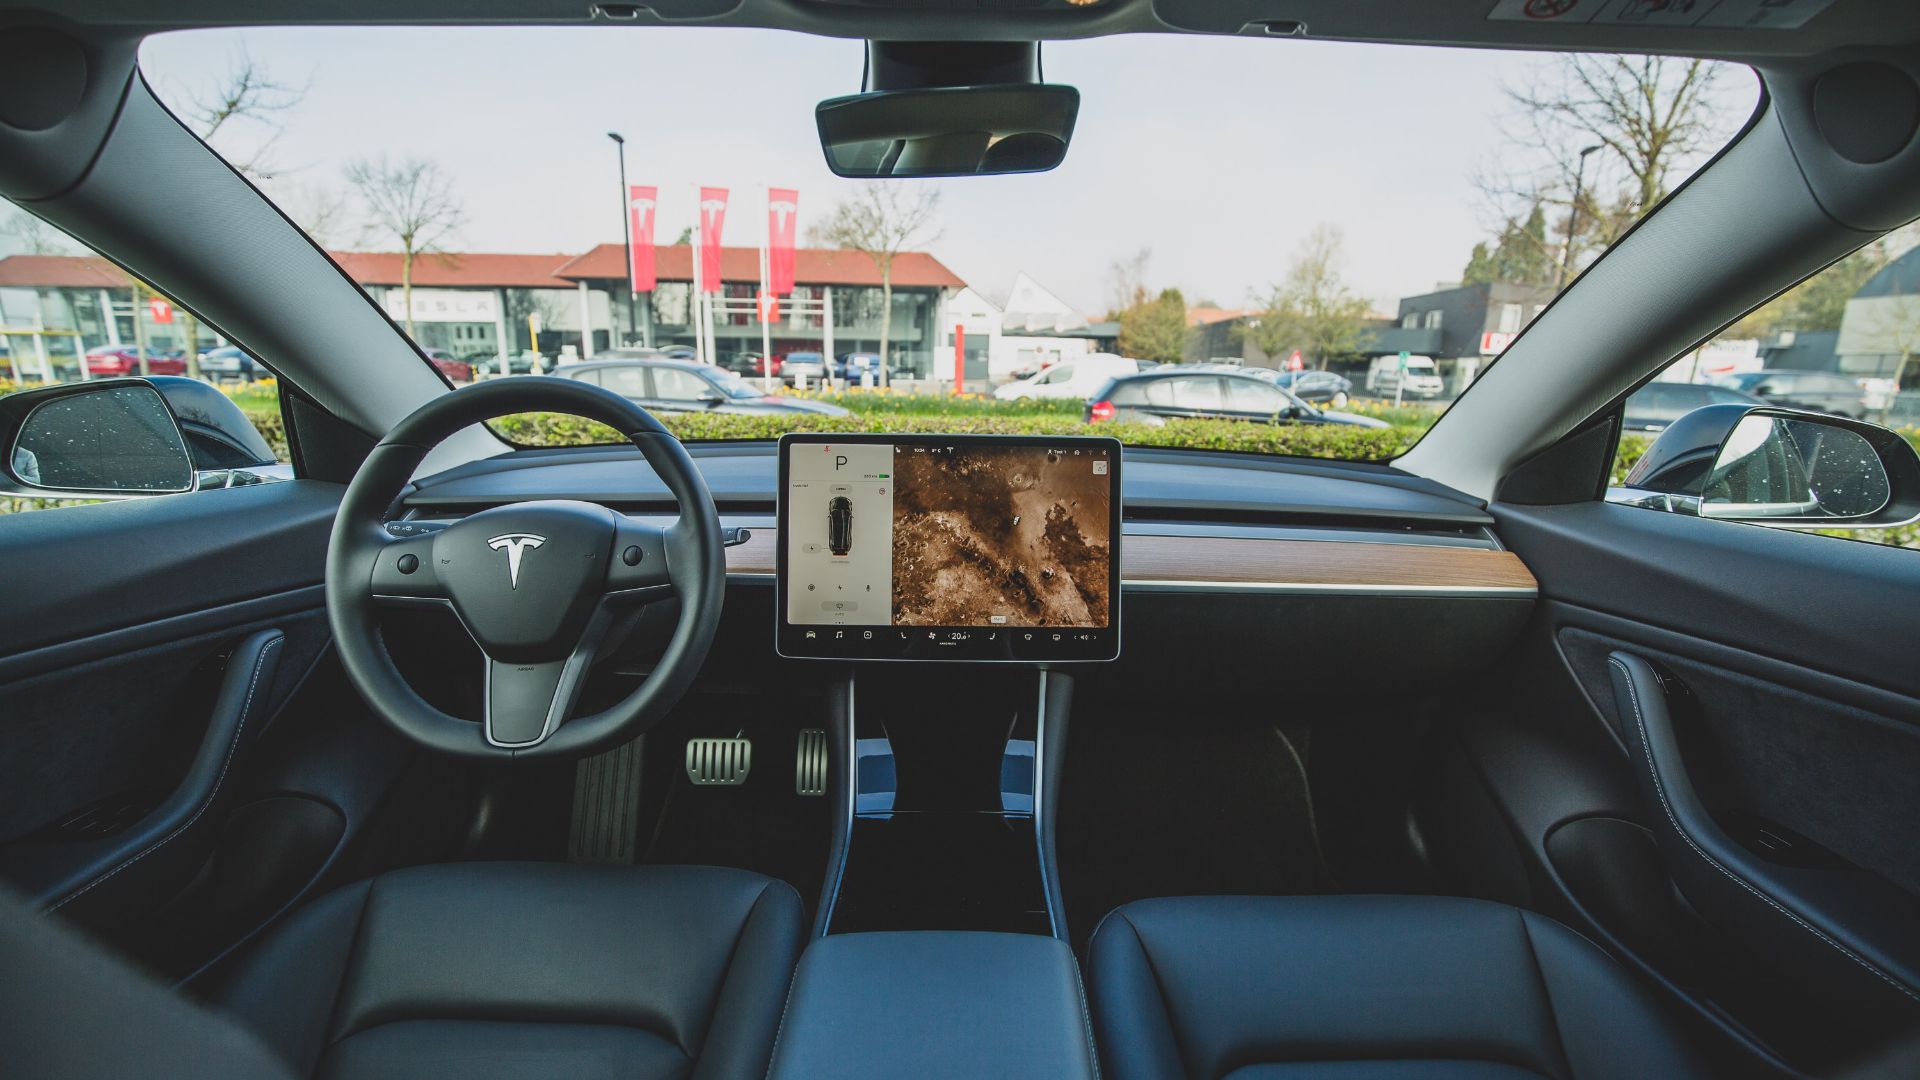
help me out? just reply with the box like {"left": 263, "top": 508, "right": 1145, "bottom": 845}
{"left": 130, "top": 28, "right": 1757, "bottom": 460}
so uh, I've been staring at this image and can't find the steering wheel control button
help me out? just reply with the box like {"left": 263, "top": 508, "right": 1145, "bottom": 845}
{"left": 397, "top": 553, "right": 419, "bottom": 574}
{"left": 622, "top": 545, "right": 644, "bottom": 566}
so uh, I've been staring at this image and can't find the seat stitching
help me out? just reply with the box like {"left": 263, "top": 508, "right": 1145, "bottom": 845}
{"left": 762, "top": 953, "right": 803, "bottom": 1080}
{"left": 316, "top": 879, "right": 376, "bottom": 1059}
{"left": 1067, "top": 947, "right": 1102, "bottom": 1080}
{"left": 1610, "top": 656, "right": 1920, "bottom": 1004}
{"left": 1116, "top": 909, "right": 1192, "bottom": 1078}
{"left": 51, "top": 636, "right": 281, "bottom": 912}
{"left": 1515, "top": 911, "right": 1574, "bottom": 1080}
{"left": 697, "top": 878, "right": 776, "bottom": 1063}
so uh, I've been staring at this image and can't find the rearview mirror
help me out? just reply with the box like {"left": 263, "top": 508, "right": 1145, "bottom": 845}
{"left": 816, "top": 85, "right": 1079, "bottom": 179}
{"left": 2, "top": 380, "right": 194, "bottom": 497}
{"left": 1609, "top": 403, "right": 1920, "bottom": 528}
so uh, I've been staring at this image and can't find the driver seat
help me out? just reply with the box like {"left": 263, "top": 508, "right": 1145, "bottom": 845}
{"left": 5, "top": 862, "right": 807, "bottom": 1080}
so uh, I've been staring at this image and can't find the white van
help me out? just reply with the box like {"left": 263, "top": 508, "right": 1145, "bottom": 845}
{"left": 1365, "top": 354, "right": 1444, "bottom": 398}
{"left": 993, "top": 353, "right": 1146, "bottom": 401}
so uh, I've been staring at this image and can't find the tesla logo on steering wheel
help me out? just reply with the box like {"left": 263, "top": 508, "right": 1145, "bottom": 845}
{"left": 486, "top": 533, "right": 547, "bottom": 589}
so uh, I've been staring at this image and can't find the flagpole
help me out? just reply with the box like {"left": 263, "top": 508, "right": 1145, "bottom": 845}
{"left": 690, "top": 183, "right": 705, "bottom": 366}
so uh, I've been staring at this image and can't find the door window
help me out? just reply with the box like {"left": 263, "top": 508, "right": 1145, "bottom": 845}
{"left": 597, "top": 366, "right": 650, "bottom": 397}
{"left": 1166, "top": 377, "right": 1224, "bottom": 410}
{"left": 1610, "top": 229, "right": 1920, "bottom": 552}
{"left": 652, "top": 367, "right": 713, "bottom": 401}
{"left": 1223, "top": 378, "right": 1285, "bottom": 413}
{"left": 0, "top": 200, "right": 289, "bottom": 514}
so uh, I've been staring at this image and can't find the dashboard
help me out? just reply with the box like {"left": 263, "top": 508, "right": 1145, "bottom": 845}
{"left": 395, "top": 442, "right": 1538, "bottom": 686}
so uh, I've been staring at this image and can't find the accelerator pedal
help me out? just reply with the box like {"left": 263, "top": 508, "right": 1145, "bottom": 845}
{"left": 796, "top": 728, "right": 828, "bottom": 796}
{"left": 686, "top": 735, "right": 752, "bottom": 786}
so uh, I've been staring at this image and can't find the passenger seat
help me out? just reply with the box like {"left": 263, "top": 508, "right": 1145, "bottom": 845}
{"left": 1087, "top": 894, "right": 1709, "bottom": 1079}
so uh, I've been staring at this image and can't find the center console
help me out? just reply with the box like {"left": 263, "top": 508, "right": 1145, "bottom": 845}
{"left": 766, "top": 931, "right": 1098, "bottom": 1080}
{"left": 817, "top": 665, "right": 1071, "bottom": 937}
{"left": 768, "top": 434, "right": 1107, "bottom": 1075}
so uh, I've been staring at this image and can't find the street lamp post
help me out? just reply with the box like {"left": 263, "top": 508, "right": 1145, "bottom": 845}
{"left": 608, "top": 132, "right": 637, "bottom": 346}
{"left": 1559, "top": 144, "right": 1602, "bottom": 290}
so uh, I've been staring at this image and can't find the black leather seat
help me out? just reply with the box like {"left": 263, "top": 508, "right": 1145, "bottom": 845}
{"left": 202, "top": 862, "right": 806, "bottom": 1080}
{"left": 1088, "top": 894, "right": 1708, "bottom": 1080}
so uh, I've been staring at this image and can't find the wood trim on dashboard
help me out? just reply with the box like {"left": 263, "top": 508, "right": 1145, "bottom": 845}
{"left": 729, "top": 528, "right": 1535, "bottom": 595}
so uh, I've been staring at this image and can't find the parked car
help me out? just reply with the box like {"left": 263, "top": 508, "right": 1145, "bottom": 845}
{"left": 1086, "top": 369, "right": 1388, "bottom": 428}
{"left": 557, "top": 358, "right": 850, "bottom": 416}
{"left": 654, "top": 344, "right": 697, "bottom": 361}
{"left": 420, "top": 347, "right": 473, "bottom": 383}
{"left": 1265, "top": 369, "right": 1354, "bottom": 408}
{"left": 83, "top": 345, "right": 185, "bottom": 377}
{"left": 470, "top": 351, "right": 550, "bottom": 376}
{"left": 1365, "top": 354, "right": 1444, "bottom": 398}
{"left": 1622, "top": 381, "right": 1767, "bottom": 432}
{"left": 720, "top": 351, "right": 781, "bottom": 379}
{"left": 196, "top": 345, "right": 262, "bottom": 382}
{"left": 779, "top": 351, "right": 842, "bottom": 386}
{"left": 995, "top": 354, "right": 1146, "bottom": 401}
{"left": 1716, "top": 369, "right": 1871, "bottom": 419}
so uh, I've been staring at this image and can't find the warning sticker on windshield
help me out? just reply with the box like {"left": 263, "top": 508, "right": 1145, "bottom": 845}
{"left": 1487, "top": 0, "right": 1835, "bottom": 29}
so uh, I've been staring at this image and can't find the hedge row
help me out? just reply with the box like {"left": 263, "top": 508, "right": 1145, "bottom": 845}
{"left": 792, "top": 390, "right": 1085, "bottom": 417}
{"left": 486, "top": 410, "right": 1424, "bottom": 461}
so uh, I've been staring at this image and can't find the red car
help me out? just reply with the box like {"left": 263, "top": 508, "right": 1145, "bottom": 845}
{"left": 421, "top": 347, "right": 473, "bottom": 383}
{"left": 84, "top": 346, "right": 186, "bottom": 377}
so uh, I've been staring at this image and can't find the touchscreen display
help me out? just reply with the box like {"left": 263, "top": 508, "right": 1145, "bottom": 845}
{"left": 777, "top": 434, "right": 1120, "bottom": 661}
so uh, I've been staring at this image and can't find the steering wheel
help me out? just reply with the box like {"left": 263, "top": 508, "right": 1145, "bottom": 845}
{"left": 325, "top": 377, "right": 724, "bottom": 759}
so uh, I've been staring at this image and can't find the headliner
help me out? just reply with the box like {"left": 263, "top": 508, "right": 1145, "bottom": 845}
{"left": 24, "top": 0, "right": 1920, "bottom": 61}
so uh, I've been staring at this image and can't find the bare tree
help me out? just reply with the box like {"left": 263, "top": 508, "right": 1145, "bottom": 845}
{"left": 809, "top": 184, "right": 941, "bottom": 387}
{"left": 277, "top": 182, "right": 351, "bottom": 247}
{"left": 183, "top": 48, "right": 307, "bottom": 178}
{"left": 1243, "top": 225, "right": 1374, "bottom": 370}
{"left": 1476, "top": 55, "right": 1737, "bottom": 278}
{"left": 344, "top": 156, "right": 465, "bottom": 338}
{"left": 1105, "top": 247, "right": 1152, "bottom": 320}
{"left": 0, "top": 205, "right": 73, "bottom": 255}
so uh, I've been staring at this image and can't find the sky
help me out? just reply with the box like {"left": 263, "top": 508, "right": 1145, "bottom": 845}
{"left": 131, "top": 27, "right": 1754, "bottom": 317}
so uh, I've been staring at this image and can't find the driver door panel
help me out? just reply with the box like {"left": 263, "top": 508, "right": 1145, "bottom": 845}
{"left": 0, "top": 481, "right": 403, "bottom": 976}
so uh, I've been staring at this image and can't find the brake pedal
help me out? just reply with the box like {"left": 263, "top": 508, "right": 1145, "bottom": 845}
{"left": 685, "top": 736, "right": 752, "bottom": 786}
{"left": 795, "top": 728, "right": 827, "bottom": 796}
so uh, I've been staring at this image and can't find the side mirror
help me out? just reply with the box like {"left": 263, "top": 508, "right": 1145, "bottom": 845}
{"left": 696, "top": 390, "right": 726, "bottom": 406}
{"left": 1, "top": 379, "right": 195, "bottom": 498}
{"left": 1611, "top": 404, "right": 1920, "bottom": 528}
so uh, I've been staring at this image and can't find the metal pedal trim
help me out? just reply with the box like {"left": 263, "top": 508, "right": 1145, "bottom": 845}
{"left": 685, "top": 737, "right": 752, "bottom": 785}
{"left": 796, "top": 728, "right": 827, "bottom": 796}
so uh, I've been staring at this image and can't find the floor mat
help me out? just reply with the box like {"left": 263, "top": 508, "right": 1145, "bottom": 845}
{"left": 1056, "top": 716, "right": 1334, "bottom": 950}
{"left": 638, "top": 692, "right": 832, "bottom": 918}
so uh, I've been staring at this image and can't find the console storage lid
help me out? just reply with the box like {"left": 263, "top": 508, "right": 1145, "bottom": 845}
{"left": 766, "top": 931, "right": 1097, "bottom": 1080}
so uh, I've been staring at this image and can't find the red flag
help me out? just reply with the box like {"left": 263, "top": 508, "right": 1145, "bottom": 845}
{"left": 698, "top": 187, "right": 728, "bottom": 293}
{"left": 627, "top": 185, "right": 657, "bottom": 293}
{"left": 757, "top": 290, "right": 779, "bottom": 323}
{"left": 767, "top": 188, "right": 798, "bottom": 297}
{"left": 148, "top": 298, "right": 174, "bottom": 324}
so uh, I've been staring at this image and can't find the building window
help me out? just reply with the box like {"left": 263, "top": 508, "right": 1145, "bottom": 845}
{"left": 1401, "top": 312, "right": 1419, "bottom": 328}
{"left": 1424, "top": 310, "right": 1443, "bottom": 330}
{"left": 1497, "top": 303, "right": 1523, "bottom": 333}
